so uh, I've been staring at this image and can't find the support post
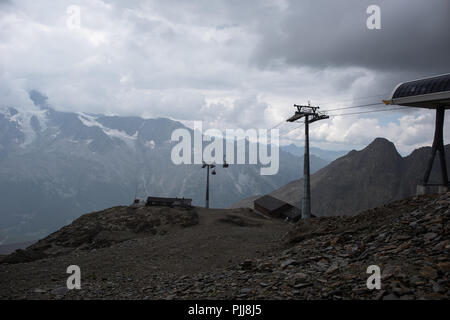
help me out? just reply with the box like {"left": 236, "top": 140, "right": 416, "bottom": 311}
{"left": 302, "top": 116, "right": 311, "bottom": 219}
{"left": 287, "top": 103, "right": 328, "bottom": 219}
{"left": 202, "top": 161, "right": 226, "bottom": 209}
{"left": 422, "top": 106, "right": 448, "bottom": 186}
{"left": 206, "top": 165, "right": 210, "bottom": 209}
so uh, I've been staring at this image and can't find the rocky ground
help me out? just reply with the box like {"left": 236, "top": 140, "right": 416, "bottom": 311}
{"left": 1, "top": 205, "right": 201, "bottom": 264}
{"left": 0, "top": 193, "right": 448, "bottom": 300}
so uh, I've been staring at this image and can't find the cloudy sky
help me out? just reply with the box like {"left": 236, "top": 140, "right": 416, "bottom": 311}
{"left": 1, "top": 0, "right": 449, "bottom": 154}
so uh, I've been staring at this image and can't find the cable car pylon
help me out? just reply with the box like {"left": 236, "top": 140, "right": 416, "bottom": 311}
{"left": 287, "top": 102, "right": 329, "bottom": 219}
{"left": 202, "top": 156, "right": 229, "bottom": 209}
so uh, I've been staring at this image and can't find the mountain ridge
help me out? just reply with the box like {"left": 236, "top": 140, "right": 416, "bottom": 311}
{"left": 231, "top": 137, "right": 450, "bottom": 217}
{"left": 0, "top": 94, "right": 328, "bottom": 244}
{"left": 281, "top": 143, "right": 349, "bottom": 162}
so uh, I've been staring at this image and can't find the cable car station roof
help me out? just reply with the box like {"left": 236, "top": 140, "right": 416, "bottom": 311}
{"left": 384, "top": 73, "right": 450, "bottom": 109}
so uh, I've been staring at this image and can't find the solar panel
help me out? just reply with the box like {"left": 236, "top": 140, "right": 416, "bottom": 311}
{"left": 392, "top": 73, "right": 450, "bottom": 99}
{"left": 387, "top": 73, "right": 450, "bottom": 109}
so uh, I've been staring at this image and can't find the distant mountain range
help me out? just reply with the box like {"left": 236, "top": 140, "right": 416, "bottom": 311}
{"left": 0, "top": 91, "right": 329, "bottom": 244}
{"left": 281, "top": 144, "right": 348, "bottom": 162}
{"left": 231, "top": 138, "right": 450, "bottom": 216}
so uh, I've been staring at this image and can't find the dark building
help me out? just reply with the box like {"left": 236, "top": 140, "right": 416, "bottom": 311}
{"left": 253, "top": 195, "right": 300, "bottom": 221}
{"left": 283, "top": 206, "right": 302, "bottom": 221}
{"left": 146, "top": 196, "right": 192, "bottom": 208}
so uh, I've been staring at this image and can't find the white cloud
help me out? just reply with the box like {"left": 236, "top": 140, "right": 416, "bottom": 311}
{"left": 0, "top": 0, "right": 447, "bottom": 156}
{"left": 303, "top": 109, "right": 449, "bottom": 155}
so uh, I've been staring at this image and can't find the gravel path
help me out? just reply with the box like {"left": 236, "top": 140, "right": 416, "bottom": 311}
{"left": 0, "top": 193, "right": 448, "bottom": 300}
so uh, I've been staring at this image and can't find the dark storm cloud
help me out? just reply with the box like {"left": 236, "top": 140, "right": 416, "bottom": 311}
{"left": 1, "top": 0, "right": 448, "bottom": 153}
{"left": 252, "top": 0, "right": 450, "bottom": 74}
{"left": 0, "top": 0, "right": 13, "bottom": 9}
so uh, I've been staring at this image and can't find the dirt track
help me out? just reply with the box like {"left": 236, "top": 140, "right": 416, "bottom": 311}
{"left": 0, "top": 206, "right": 291, "bottom": 299}
{"left": 1, "top": 194, "right": 448, "bottom": 300}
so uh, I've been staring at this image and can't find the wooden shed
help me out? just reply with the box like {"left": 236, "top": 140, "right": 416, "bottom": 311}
{"left": 253, "top": 195, "right": 300, "bottom": 221}
{"left": 146, "top": 196, "right": 192, "bottom": 208}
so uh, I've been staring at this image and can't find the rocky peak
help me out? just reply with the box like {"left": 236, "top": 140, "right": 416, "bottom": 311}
{"left": 29, "top": 90, "right": 50, "bottom": 110}
{"left": 362, "top": 137, "right": 401, "bottom": 159}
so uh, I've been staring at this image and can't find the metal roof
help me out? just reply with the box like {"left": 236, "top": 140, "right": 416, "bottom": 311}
{"left": 385, "top": 73, "right": 450, "bottom": 109}
{"left": 254, "top": 195, "right": 292, "bottom": 212}
{"left": 147, "top": 196, "right": 192, "bottom": 202}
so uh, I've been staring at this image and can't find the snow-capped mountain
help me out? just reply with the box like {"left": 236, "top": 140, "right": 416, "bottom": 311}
{"left": 0, "top": 91, "right": 328, "bottom": 244}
